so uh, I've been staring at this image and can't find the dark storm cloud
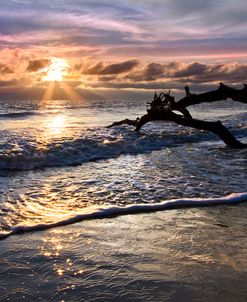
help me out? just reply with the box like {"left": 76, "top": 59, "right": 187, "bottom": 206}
{"left": 26, "top": 59, "right": 50, "bottom": 72}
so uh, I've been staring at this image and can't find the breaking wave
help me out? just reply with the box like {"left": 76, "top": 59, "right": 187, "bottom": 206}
{"left": 0, "top": 122, "right": 246, "bottom": 171}
{"left": 1, "top": 192, "right": 246, "bottom": 240}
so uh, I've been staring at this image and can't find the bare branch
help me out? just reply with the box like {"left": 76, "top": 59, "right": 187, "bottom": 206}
{"left": 176, "top": 83, "right": 247, "bottom": 108}
{"left": 106, "top": 83, "right": 247, "bottom": 148}
{"left": 106, "top": 118, "right": 138, "bottom": 128}
{"left": 135, "top": 112, "right": 246, "bottom": 148}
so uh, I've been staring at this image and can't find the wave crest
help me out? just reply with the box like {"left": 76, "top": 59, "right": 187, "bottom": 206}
{"left": 1, "top": 192, "right": 246, "bottom": 240}
{"left": 0, "top": 124, "right": 246, "bottom": 170}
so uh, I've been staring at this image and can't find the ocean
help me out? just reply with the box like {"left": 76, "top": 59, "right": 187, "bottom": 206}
{"left": 0, "top": 98, "right": 246, "bottom": 238}
{"left": 0, "top": 97, "right": 247, "bottom": 301}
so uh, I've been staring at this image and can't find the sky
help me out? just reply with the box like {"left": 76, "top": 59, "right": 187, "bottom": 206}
{"left": 1, "top": 0, "right": 247, "bottom": 100}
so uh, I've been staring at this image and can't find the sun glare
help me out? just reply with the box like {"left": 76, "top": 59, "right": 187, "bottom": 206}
{"left": 49, "top": 116, "right": 65, "bottom": 129}
{"left": 46, "top": 115, "right": 66, "bottom": 136}
{"left": 43, "top": 58, "right": 69, "bottom": 82}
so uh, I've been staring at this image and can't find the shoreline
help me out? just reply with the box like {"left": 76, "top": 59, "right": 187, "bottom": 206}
{"left": 1, "top": 192, "right": 247, "bottom": 241}
{"left": 1, "top": 204, "right": 247, "bottom": 301}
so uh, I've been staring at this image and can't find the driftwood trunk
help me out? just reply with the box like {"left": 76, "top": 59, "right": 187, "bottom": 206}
{"left": 107, "top": 83, "right": 247, "bottom": 148}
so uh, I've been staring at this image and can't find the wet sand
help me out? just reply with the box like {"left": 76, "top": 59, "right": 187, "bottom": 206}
{"left": 1, "top": 204, "right": 247, "bottom": 302}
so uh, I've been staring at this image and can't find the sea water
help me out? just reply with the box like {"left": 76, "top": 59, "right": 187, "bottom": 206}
{"left": 0, "top": 98, "right": 247, "bottom": 301}
{"left": 0, "top": 98, "right": 246, "bottom": 238}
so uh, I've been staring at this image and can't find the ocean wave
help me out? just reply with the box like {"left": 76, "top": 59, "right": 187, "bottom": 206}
{"left": 0, "top": 110, "right": 61, "bottom": 119}
{"left": 0, "top": 124, "right": 246, "bottom": 171}
{"left": 1, "top": 192, "right": 246, "bottom": 240}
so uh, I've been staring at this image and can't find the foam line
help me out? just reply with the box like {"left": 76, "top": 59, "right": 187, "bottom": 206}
{"left": 1, "top": 126, "right": 246, "bottom": 171}
{"left": 0, "top": 192, "right": 246, "bottom": 241}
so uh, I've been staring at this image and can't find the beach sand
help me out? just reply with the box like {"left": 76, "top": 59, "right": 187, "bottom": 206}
{"left": 1, "top": 204, "right": 247, "bottom": 302}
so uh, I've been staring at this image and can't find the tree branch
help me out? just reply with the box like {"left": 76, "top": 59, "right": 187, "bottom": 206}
{"left": 106, "top": 118, "right": 138, "bottom": 128}
{"left": 106, "top": 83, "right": 247, "bottom": 148}
{"left": 176, "top": 83, "right": 247, "bottom": 108}
{"left": 135, "top": 112, "right": 246, "bottom": 148}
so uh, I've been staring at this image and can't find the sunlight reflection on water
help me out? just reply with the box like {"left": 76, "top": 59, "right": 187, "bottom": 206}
{"left": 48, "top": 115, "right": 66, "bottom": 130}
{"left": 0, "top": 98, "right": 246, "bottom": 301}
{"left": 0, "top": 99, "right": 246, "bottom": 236}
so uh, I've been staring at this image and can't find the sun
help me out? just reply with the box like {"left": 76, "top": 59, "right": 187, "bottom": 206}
{"left": 43, "top": 57, "right": 69, "bottom": 82}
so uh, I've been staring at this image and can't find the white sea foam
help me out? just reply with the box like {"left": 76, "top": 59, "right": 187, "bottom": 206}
{"left": 0, "top": 122, "right": 246, "bottom": 170}
{"left": 1, "top": 192, "right": 246, "bottom": 240}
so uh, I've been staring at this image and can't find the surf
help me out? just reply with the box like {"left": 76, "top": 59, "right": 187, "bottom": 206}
{"left": 0, "top": 123, "right": 246, "bottom": 171}
{"left": 0, "top": 192, "right": 246, "bottom": 241}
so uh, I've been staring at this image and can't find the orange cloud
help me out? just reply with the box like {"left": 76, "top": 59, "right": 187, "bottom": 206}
{"left": 26, "top": 59, "right": 51, "bottom": 72}
{"left": 0, "top": 63, "right": 13, "bottom": 74}
{"left": 77, "top": 59, "right": 139, "bottom": 75}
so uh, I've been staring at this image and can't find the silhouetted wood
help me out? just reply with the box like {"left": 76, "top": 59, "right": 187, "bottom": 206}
{"left": 107, "top": 83, "right": 247, "bottom": 148}
{"left": 106, "top": 118, "right": 138, "bottom": 128}
{"left": 176, "top": 83, "right": 247, "bottom": 108}
{"left": 135, "top": 111, "right": 246, "bottom": 148}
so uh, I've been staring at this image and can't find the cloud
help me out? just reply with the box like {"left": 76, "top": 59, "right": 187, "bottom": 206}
{"left": 2, "top": 53, "right": 247, "bottom": 95}
{"left": 0, "top": 0, "right": 247, "bottom": 63}
{"left": 80, "top": 59, "right": 139, "bottom": 75}
{"left": 126, "top": 63, "right": 165, "bottom": 81}
{"left": 0, "top": 63, "right": 13, "bottom": 74}
{"left": 1, "top": 58, "right": 247, "bottom": 100}
{"left": 124, "top": 61, "right": 247, "bottom": 84}
{"left": 76, "top": 60, "right": 247, "bottom": 93}
{"left": 172, "top": 62, "right": 208, "bottom": 77}
{"left": 170, "top": 62, "right": 247, "bottom": 83}
{"left": 26, "top": 59, "right": 50, "bottom": 72}
{"left": 88, "top": 81, "right": 182, "bottom": 90}
{"left": 0, "top": 78, "right": 31, "bottom": 87}
{"left": 0, "top": 80, "right": 18, "bottom": 87}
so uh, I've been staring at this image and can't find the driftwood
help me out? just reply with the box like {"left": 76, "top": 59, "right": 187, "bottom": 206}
{"left": 107, "top": 83, "right": 247, "bottom": 148}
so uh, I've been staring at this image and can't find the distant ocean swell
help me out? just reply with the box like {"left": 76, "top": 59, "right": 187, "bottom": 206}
{"left": 0, "top": 110, "right": 63, "bottom": 119}
{"left": 0, "top": 102, "right": 139, "bottom": 119}
{"left": 0, "top": 125, "right": 246, "bottom": 171}
{"left": 1, "top": 192, "right": 246, "bottom": 240}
